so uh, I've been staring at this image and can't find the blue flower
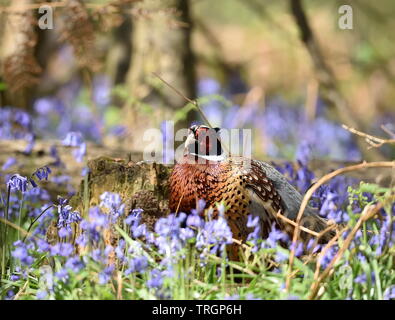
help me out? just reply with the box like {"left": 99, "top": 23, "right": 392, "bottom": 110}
{"left": 99, "top": 192, "right": 125, "bottom": 221}
{"left": 295, "top": 141, "right": 312, "bottom": 167}
{"left": 198, "top": 78, "right": 221, "bottom": 96}
{"left": 98, "top": 265, "right": 115, "bottom": 284}
{"left": 384, "top": 286, "right": 395, "bottom": 300}
{"left": 65, "top": 256, "right": 85, "bottom": 273}
{"left": 5, "top": 290, "right": 15, "bottom": 300}
{"left": 10, "top": 274, "right": 20, "bottom": 281}
{"left": 50, "top": 243, "right": 74, "bottom": 257}
{"left": 50, "top": 145, "right": 63, "bottom": 167}
{"left": 55, "top": 268, "right": 69, "bottom": 283}
{"left": 275, "top": 250, "right": 288, "bottom": 263}
{"left": 290, "top": 241, "right": 304, "bottom": 257}
{"left": 246, "top": 215, "right": 261, "bottom": 252}
{"left": 7, "top": 174, "right": 29, "bottom": 192}
{"left": 35, "top": 239, "right": 50, "bottom": 253}
{"left": 147, "top": 269, "right": 163, "bottom": 289}
{"left": 11, "top": 241, "right": 34, "bottom": 266}
{"left": 62, "top": 132, "right": 86, "bottom": 162}
{"left": 36, "top": 290, "right": 48, "bottom": 300}
{"left": 319, "top": 246, "right": 338, "bottom": 269}
{"left": 2, "top": 157, "right": 17, "bottom": 170}
{"left": 263, "top": 224, "right": 289, "bottom": 248}
{"left": 33, "top": 166, "right": 52, "bottom": 181}
{"left": 196, "top": 216, "right": 233, "bottom": 255}
{"left": 125, "top": 256, "right": 148, "bottom": 275}
{"left": 354, "top": 272, "right": 376, "bottom": 284}
{"left": 62, "top": 131, "right": 84, "bottom": 147}
{"left": 186, "top": 212, "right": 203, "bottom": 229}
{"left": 57, "top": 198, "right": 81, "bottom": 238}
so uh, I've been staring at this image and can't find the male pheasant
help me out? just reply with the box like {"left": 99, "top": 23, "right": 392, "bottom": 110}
{"left": 169, "top": 125, "right": 333, "bottom": 256}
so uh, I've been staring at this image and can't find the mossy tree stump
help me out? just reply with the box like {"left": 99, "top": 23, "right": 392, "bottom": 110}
{"left": 71, "top": 156, "right": 172, "bottom": 229}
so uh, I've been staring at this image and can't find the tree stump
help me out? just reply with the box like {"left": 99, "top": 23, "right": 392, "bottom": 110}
{"left": 70, "top": 156, "right": 172, "bottom": 229}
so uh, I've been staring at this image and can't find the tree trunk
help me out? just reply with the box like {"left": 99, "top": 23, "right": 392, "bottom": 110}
{"left": 123, "top": 0, "right": 197, "bottom": 153}
{"left": 0, "top": 0, "right": 42, "bottom": 109}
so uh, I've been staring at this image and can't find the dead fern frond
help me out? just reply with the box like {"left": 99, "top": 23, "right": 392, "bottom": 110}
{"left": 2, "top": 9, "right": 42, "bottom": 92}
{"left": 59, "top": 0, "right": 100, "bottom": 72}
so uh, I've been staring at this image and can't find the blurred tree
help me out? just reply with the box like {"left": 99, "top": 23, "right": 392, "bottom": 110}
{"left": 123, "top": 0, "right": 197, "bottom": 152}
{"left": 0, "top": 0, "right": 42, "bottom": 109}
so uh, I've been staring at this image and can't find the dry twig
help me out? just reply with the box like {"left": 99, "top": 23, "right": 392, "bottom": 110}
{"left": 309, "top": 202, "right": 384, "bottom": 300}
{"left": 343, "top": 124, "right": 395, "bottom": 149}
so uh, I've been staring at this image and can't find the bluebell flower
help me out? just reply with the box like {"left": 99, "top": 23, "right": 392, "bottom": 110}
{"left": 354, "top": 272, "right": 376, "bottom": 284}
{"left": 198, "top": 78, "right": 221, "bottom": 96}
{"left": 98, "top": 265, "right": 115, "bottom": 284}
{"left": 286, "top": 295, "right": 300, "bottom": 300}
{"left": 62, "top": 131, "right": 84, "bottom": 147}
{"left": 295, "top": 141, "right": 312, "bottom": 167}
{"left": 24, "top": 132, "right": 35, "bottom": 154}
{"left": 14, "top": 109, "right": 31, "bottom": 128}
{"left": 7, "top": 174, "right": 29, "bottom": 192}
{"left": 35, "top": 239, "right": 50, "bottom": 253}
{"left": 81, "top": 166, "right": 90, "bottom": 177}
{"left": 80, "top": 207, "right": 109, "bottom": 244}
{"left": 186, "top": 211, "right": 203, "bottom": 229}
{"left": 125, "top": 208, "right": 143, "bottom": 226}
{"left": 155, "top": 214, "right": 185, "bottom": 239}
{"left": 132, "top": 223, "right": 148, "bottom": 238}
{"left": 93, "top": 75, "right": 111, "bottom": 107}
{"left": 147, "top": 269, "right": 163, "bottom": 289}
{"left": 384, "top": 286, "right": 395, "bottom": 300}
{"left": 99, "top": 192, "right": 125, "bottom": 221}
{"left": 36, "top": 290, "right": 48, "bottom": 300}
{"left": 115, "top": 239, "right": 125, "bottom": 261}
{"left": 196, "top": 216, "right": 233, "bottom": 255}
{"left": 263, "top": 224, "right": 289, "bottom": 249}
{"left": 50, "top": 175, "right": 71, "bottom": 185}
{"left": 57, "top": 199, "right": 81, "bottom": 238}
{"left": 50, "top": 243, "right": 74, "bottom": 257}
{"left": 275, "top": 250, "right": 288, "bottom": 263}
{"left": 179, "top": 227, "right": 195, "bottom": 241}
{"left": 319, "top": 246, "right": 338, "bottom": 269}
{"left": 290, "top": 241, "right": 304, "bottom": 257}
{"left": 2, "top": 157, "right": 17, "bottom": 170}
{"left": 245, "top": 293, "right": 262, "bottom": 300}
{"left": 33, "top": 166, "right": 52, "bottom": 181}
{"left": 306, "top": 238, "right": 321, "bottom": 254}
{"left": 50, "top": 145, "right": 63, "bottom": 167}
{"left": 55, "top": 268, "right": 69, "bottom": 283}
{"left": 10, "top": 274, "right": 20, "bottom": 281}
{"left": 125, "top": 256, "right": 148, "bottom": 275}
{"left": 109, "top": 125, "right": 127, "bottom": 137}
{"left": 246, "top": 215, "right": 261, "bottom": 252}
{"left": 65, "top": 256, "right": 85, "bottom": 273}
{"left": 62, "top": 132, "right": 86, "bottom": 162}
{"left": 11, "top": 241, "right": 34, "bottom": 266}
{"left": 5, "top": 290, "right": 15, "bottom": 300}
{"left": 73, "top": 143, "right": 86, "bottom": 163}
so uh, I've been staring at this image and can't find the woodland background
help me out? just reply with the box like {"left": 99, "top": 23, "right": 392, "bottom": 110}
{"left": 0, "top": 0, "right": 394, "bottom": 167}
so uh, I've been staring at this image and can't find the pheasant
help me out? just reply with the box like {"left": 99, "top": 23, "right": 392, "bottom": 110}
{"left": 169, "top": 125, "right": 334, "bottom": 257}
